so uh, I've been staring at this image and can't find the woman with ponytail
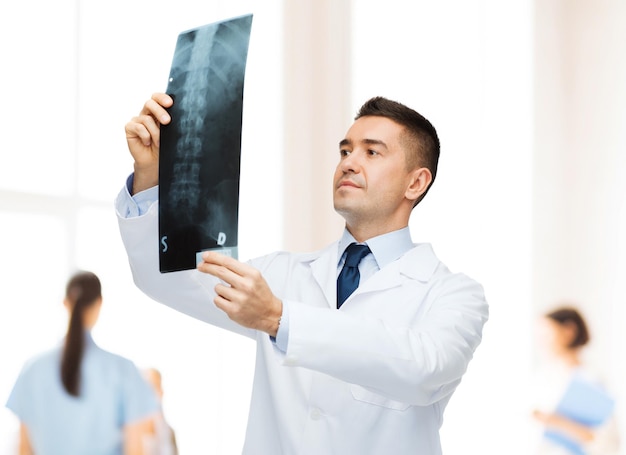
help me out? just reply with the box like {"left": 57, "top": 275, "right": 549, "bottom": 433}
{"left": 6, "top": 271, "right": 158, "bottom": 455}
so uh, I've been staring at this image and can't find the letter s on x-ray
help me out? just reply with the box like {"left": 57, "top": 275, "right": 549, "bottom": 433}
{"left": 161, "top": 236, "right": 168, "bottom": 253}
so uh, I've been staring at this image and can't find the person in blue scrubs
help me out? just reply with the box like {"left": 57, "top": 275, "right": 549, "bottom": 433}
{"left": 6, "top": 271, "right": 159, "bottom": 455}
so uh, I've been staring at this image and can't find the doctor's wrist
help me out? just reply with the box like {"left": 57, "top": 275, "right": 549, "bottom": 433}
{"left": 267, "top": 299, "right": 283, "bottom": 338}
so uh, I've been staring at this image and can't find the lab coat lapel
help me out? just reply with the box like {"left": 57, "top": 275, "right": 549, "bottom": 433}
{"left": 351, "top": 243, "right": 439, "bottom": 296}
{"left": 309, "top": 242, "right": 439, "bottom": 308}
{"left": 310, "top": 243, "right": 340, "bottom": 309}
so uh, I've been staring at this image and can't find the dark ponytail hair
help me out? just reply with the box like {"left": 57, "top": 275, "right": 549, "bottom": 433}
{"left": 60, "top": 271, "right": 102, "bottom": 397}
{"left": 546, "top": 306, "right": 590, "bottom": 349}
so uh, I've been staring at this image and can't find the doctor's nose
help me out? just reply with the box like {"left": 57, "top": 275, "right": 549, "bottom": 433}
{"left": 339, "top": 152, "right": 362, "bottom": 174}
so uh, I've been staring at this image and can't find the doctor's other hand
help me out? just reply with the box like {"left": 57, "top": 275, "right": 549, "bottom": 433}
{"left": 124, "top": 92, "right": 173, "bottom": 195}
{"left": 198, "top": 251, "right": 283, "bottom": 337}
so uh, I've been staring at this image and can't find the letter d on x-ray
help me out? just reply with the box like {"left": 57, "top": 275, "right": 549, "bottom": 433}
{"left": 217, "top": 232, "right": 226, "bottom": 246}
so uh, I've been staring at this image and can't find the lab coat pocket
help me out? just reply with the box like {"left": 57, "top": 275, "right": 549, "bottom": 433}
{"left": 350, "top": 385, "right": 411, "bottom": 411}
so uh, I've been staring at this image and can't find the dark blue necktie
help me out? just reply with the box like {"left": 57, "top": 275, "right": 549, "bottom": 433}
{"left": 337, "top": 243, "right": 371, "bottom": 308}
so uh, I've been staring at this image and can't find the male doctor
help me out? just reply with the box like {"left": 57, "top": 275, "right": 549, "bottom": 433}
{"left": 117, "top": 93, "right": 488, "bottom": 454}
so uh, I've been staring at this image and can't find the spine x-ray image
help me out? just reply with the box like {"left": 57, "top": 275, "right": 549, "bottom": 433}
{"left": 158, "top": 14, "right": 252, "bottom": 273}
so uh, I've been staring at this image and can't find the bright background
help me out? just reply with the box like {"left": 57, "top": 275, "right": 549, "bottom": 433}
{"left": 1, "top": 1, "right": 624, "bottom": 454}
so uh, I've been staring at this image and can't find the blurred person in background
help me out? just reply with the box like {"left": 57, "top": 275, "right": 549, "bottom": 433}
{"left": 142, "top": 368, "right": 178, "bottom": 455}
{"left": 532, "top": 306, "right": 620, "bottom": 455}
{"left": 5, "top": 271, "right": 159, "bottom": 455}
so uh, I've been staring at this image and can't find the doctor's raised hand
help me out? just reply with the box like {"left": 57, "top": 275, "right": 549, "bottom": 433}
{"left": 124, "top": 92, "right": 173, "bottom": 195}
{"left": 198, "top": 251, "right": 283, "bottom": 338}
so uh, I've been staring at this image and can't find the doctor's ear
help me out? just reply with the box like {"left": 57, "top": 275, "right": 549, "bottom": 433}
{"left": 405, "top": 167, "right": 432, "bottom": 203}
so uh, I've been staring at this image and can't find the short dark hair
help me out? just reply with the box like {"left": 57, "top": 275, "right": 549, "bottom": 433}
{"left": 545, "top": 306, "right": 590, "bottom": 349}
{"left": 355, "top": 96, "right": 440, "bottom": 206}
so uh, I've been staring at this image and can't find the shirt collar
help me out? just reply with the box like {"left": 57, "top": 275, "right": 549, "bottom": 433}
{"left": 338, "top": 227, "right": 414, "bottom": 270}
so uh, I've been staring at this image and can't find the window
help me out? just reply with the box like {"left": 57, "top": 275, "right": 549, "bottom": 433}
{"left": 0, "top": 1, "right": 282, "bottom": 452}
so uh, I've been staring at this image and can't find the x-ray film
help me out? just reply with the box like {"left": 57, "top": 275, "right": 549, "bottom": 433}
{"left": 159, "top": 14, "right": 253, "bottom": 273}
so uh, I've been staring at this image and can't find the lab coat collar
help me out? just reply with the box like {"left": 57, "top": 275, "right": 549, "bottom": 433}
{"left": 309, "top": 241, "right": 440, "bottom": 308}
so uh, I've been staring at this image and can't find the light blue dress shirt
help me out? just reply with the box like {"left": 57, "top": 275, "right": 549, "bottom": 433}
{"left": 6, "top": 332, "right": 158, "bottom": 455}
{"left": 336, "top": 226, "right": 415, "bottom": 279}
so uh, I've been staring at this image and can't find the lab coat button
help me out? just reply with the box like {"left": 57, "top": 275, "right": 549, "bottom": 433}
{"left": 310, "top": 408, "right": 322, "bottom": 420}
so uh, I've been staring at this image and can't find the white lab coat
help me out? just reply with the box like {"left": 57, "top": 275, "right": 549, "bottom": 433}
{"left": 116, "top": 195, "right": 488, "bottom": 455}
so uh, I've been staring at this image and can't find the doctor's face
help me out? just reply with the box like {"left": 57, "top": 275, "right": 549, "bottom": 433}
{"left": 333, "top": 116, "right": 416, "bottom": 230}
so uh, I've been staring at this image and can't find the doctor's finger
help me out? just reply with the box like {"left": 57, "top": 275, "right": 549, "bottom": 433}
{"left": 139, "top": 95, "right": 172, "bottom": 125}
{"left": 212, "top": 293, "right": 237, "bottom": 317}
{"left": 214, "top": 282, "right": 244, "bottom": 303}
{"left": 125, "top": 115, "right": 159, "bottom": 146}
{"left": 198, "top": 261, "right": 245, "bottom": 287}
{"left": 202, "top": 251, "right": 258, "bottom": 278}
